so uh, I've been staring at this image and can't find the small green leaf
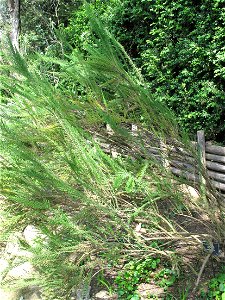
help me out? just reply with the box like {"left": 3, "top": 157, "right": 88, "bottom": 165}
{"left": 130, "top": 294, "right": 140, "bottom": 300}
{"left": 219, "top": 283, "right": 225, "bottom": 292}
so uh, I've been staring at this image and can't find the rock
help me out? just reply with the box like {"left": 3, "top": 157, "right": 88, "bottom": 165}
{"left": 94, "top": 290, "right": 118, "bottom": 300}
{"left": 0, "top": 258, "right": 9, "bottom": 277}
{"left": 135, "top": 223, "right": 147, "bottom": 236}
{"left": 0, "top": 288, "right": 21, "bottom": 300}
{"left": 137, "top": 283, "right": 165, "bottom": 299}
{"left": 0, "top": 285, "right": 42, "bottom": 300}
{"left": 180, "top": 184, "right": 199, "bottom": 199}
{"left": 5, "top": 234, "right": 21, "bottom": 257}
{"left": 6, "top": 262, "right": 35, "bottom": 280}
{"left": 23, "top": 225, "right": 47, "bottom": 247}
{"left": 0, "top": 220, "right": 43, "bottom": 300}
{"left": 23, "top": 286, "right": 42, "bottom": 300}
{"left": 0, "top": 258, "right": 9, "bottom": 285}
{"left": 25, "top": 292, "right": 42, "bottom": 300}
{"left": 5, "top": 234, "right": 32, "bottom": 259}
{"left": 76, "top": 285, "right": 91, "bottom": 300}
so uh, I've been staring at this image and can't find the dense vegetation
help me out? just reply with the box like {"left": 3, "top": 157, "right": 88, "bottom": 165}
{"left": 0, "top": 1, "right": 225, "bottom": 300}
{"left": 64, "top": 0, "right": 225, "bottom": 142}
{"left": 19, "top": 0, "right": 225, "bottom": 143}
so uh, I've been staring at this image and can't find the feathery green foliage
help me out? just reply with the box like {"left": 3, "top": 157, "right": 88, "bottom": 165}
{"left": 0, "top": 11, "right": 224, "bottom": 299}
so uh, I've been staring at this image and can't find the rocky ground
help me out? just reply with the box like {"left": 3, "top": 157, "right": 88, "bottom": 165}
{"left": 0, "top": 186, "right": 223, "bottom": 300}
{"left": 0, "top": 204, "right": 168, "bottom": 300}
{"left": 0, "top": 205, "right": 119, "bottom": 300}
{"left": 0, "top": 226, "right": 165, "bottom": 300}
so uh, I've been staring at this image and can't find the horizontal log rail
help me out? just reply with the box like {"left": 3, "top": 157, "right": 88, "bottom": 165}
{"left": 206, "top": 161, "right": 225, "bottom": 173}
{"left": 206, "top": 143, "right": 225, "bottom": 156}
{"left": 205, "top": 153, "right": 225, "bottom": 164}
{"left": 211, "top": 180, "right": 225, "bottom": 192}
{"left": 171, "top": 167, "right": 199, "bottom": 182}
{"left": 208, "top": 170, "right": 225, "bottom": 184}
{"left": 170, "top": 160, "right": 196, "bottom": 171}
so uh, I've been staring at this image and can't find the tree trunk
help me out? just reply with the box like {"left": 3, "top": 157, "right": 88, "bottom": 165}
{"left": 0, "top": 1, "right": 8, "bottom": 42}
{"left": 8, "top": 0, "right": 20, "bottom": 50}
{"left": 0, "top": 0, "right": 20, "bottom": 50}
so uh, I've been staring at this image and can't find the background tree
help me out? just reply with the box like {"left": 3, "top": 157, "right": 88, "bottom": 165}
{"left": 20, "top": 0, "right": 81, "bottom": 53}
{"left": 0, "top": 0, "right": 20, "bottom": 49}
{"left": 64, "top": 0, "right": 225, "bottom": 143}
{"left": 8, "top": 0, "right": 20, "bottom": 49}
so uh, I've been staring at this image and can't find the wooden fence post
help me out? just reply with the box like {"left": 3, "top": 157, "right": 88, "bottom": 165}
{"left": 197, "top": 130, "right": 206, "bottom": 185}
{"left": 160, "top": 140, "right": 170, "bottom": 169}
{"left": 106, "top": 124, "right": 113, "bottom": 135}
{"left": 131, "top": 124, "right": 138, "bottom": 136}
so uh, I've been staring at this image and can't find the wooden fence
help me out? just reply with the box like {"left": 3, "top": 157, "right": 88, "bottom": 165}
{"left": 100, "top": 126, "right": 225, "bottom": 194}
{"left": 143, "top": 130, "right": 225, "bottom": 193}
{"left": 171, "top": 130, "right": 225, "bottom": 192}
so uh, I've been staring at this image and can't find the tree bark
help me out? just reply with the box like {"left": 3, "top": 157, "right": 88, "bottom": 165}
{"left": 8, "top": 0, "right": 20, "bottom": 50}
{"left": 0, "top": 0, "right": 8, "bottom": 42}
{"left": 0, "top": 0, "right": 20, "bottom": 50}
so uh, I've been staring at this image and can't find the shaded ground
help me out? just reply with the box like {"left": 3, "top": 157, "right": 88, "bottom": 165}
{"left": 90, "top": 186, "right": 225, "bottom": 299}
{"left": 0, "top": 189, "right": 224, "bottom": 300}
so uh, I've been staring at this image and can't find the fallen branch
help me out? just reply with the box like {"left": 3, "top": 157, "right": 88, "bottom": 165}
{"left": 194, "top": 242, "right": 214, "bottom": 289}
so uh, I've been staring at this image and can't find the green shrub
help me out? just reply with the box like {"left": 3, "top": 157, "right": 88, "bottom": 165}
{"left": 20, "top": 0, "right": 81, "bottom": 53}
{"left": 65, "top": 0, "right": 225, "bottom": 142}
{"left": 140, "top": 0, "right": 225, "bottom": 142}
{"left": 200, "top": 268, "right": 225, "bottom": 300}
{"left": 115, "top": 256, "right": 177, "bottom": 299}
{"left": 0, "top": 20, "right": 183, "bottom": 299}
{"left": 1, "top": 11, "right": 224, "bottom": 299}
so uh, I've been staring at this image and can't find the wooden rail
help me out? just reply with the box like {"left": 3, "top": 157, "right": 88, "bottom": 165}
{"left": 165, "top": 132, "right": 225, "bottom": 192}
{"left": 100, "top": 125, "right": 225, "bottom": 193}
{"left": 147, "top": 131, "right": 225, "bottom": 192}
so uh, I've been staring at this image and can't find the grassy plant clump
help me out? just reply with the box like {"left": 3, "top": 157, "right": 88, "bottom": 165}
{"left": 0, "top": 9, "right": 224, "bottom": 299}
